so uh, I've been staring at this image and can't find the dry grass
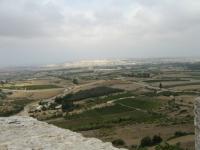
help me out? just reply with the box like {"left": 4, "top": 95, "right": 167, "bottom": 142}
{"left": 172, "top": 84, "right": 200, "bottom": 91}
{"left": 81, "top": 123, "right": 194, "bottom": 148}
{"left": 7, "top": 88, "right": 64, "bottom": 100}
{"left": 168, "top": 135, "right": 194, "bottom": 150}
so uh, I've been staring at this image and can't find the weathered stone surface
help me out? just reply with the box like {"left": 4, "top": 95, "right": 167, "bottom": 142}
{"left": 0, "top": 116, "right": 126, "bottom": 150}
{"left": 195, "top": 98, "right": 200, "bottom": 150}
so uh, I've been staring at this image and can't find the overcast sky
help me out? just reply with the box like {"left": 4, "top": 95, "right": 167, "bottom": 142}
{"left": 0, "top": 0, "right": 200, "bottom": 67}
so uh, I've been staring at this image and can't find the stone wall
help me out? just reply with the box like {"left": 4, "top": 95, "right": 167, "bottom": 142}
{"left": 0, "top": 116, "right": 126, "bottom": 150}
{"left": 195, "top": 98, "right": 200, "bottom": 150}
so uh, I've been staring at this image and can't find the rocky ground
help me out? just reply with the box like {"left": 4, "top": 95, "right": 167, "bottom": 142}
{"left": 0, "top": 116, "right": 126, "bottom": 150}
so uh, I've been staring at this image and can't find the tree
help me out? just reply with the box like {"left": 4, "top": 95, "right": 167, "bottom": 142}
{"left": 54, "top": 95, "right": 75, "bottom": 111}
{"left": 55, "top": 97, "right": 63, "bottom": 104}
{"left": 159, "top": 82, "right": 163, "bottom": 89}
{"left": 61, "top": 100, "right": 74, "bottom": 111}
{"left": 72, "top": 78, "right": 79, "bottom": 85}
{"left": 174, "top": 131, "right": 187, "bottom": 137}
{"left": 152, "top": 135, "right": 162, "bottom": 145}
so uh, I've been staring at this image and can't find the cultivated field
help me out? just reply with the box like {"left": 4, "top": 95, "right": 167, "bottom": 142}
{"left": 0, "top": 62, "right": 199, "bottom": 150}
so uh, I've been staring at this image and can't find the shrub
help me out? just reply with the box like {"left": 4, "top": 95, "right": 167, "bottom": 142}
{"left": 112, "top": 139, "right": 125, "bottom": 146}
{"left": 158, "top": 91, "right": 178, "bottom": 97}
{"left": 61, "top": 100, "right": 74, "bottom": 111}
{"left": 152, "top": 135, "right": 163, "bottom": 145}
{"left": 155, "top": 142, "right": 183, "bottom": 150}
{"left": 140, "top": 136, "right": 152, "bottom": 147}
{"left": 72, "top": 78, "right": 79, "bottom": 84}
{"left": 174, "top": 131, "right": 188, "bottom": 137}
{"left": 140, "top": 135, "right": 162, "bottom": 147}
{"left": 167, "top": 131, "right": 194, "bottom": 141}
{"left": 55, "top": 97, "right": 64, "bottom": 104}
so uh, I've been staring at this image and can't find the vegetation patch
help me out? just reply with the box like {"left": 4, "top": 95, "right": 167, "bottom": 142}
{"left": 4, "top": 84, "right": 61, "bottom": 90}
{"left": 0, "top": 99, "right": 33, "bottom": 116}
{"left": 155, "top": 142, "right": 184, "bottom": 150}
{"left": 140, "top": 135, "right": 163, "bottom": 147}
{"left": 0, "top": 89, "right": 6, "bottom": 99}
{"left": 56, "top": 86, "right": 124, "bottom": 102}
{"left": 115, "top": 96, "right": 161, "bottom": 111}
{"left": 52, "top": 104, "right": 164, "bottom": 131}
{"left": 167, "top": 131, "right": 194, "bottom": 141}
{"left": 112, "top": 139, "right": 126, "bottom": 147}
{"left": 144, "top": 79, "right": 189, "bottom": 83}
{"left": 102, "top": 92, "right": 136, "bottom": 101}
{"left": 164, "top": 82, "right": 200, "bottom": 88}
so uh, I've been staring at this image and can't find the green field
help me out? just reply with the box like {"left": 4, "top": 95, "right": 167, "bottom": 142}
{"left": 104, "top": 92, "right": 136, "bottom": 100}
{"left": 50, "top": 103, "right": 164, "bottom": 131}
{"left": 115, "top": 96, "right": 161, "bottom": 111}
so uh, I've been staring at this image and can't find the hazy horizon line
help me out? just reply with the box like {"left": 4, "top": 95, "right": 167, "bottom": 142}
{"left": 1, "top": 56, "right": 200, "bottom": 69}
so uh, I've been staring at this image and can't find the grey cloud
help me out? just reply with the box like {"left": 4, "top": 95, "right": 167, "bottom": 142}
{"left": 0, "top": 0, "right": 200, "bottom": 67}
{"left": 0, "top": 0, "right": 64, "bottom": 38}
